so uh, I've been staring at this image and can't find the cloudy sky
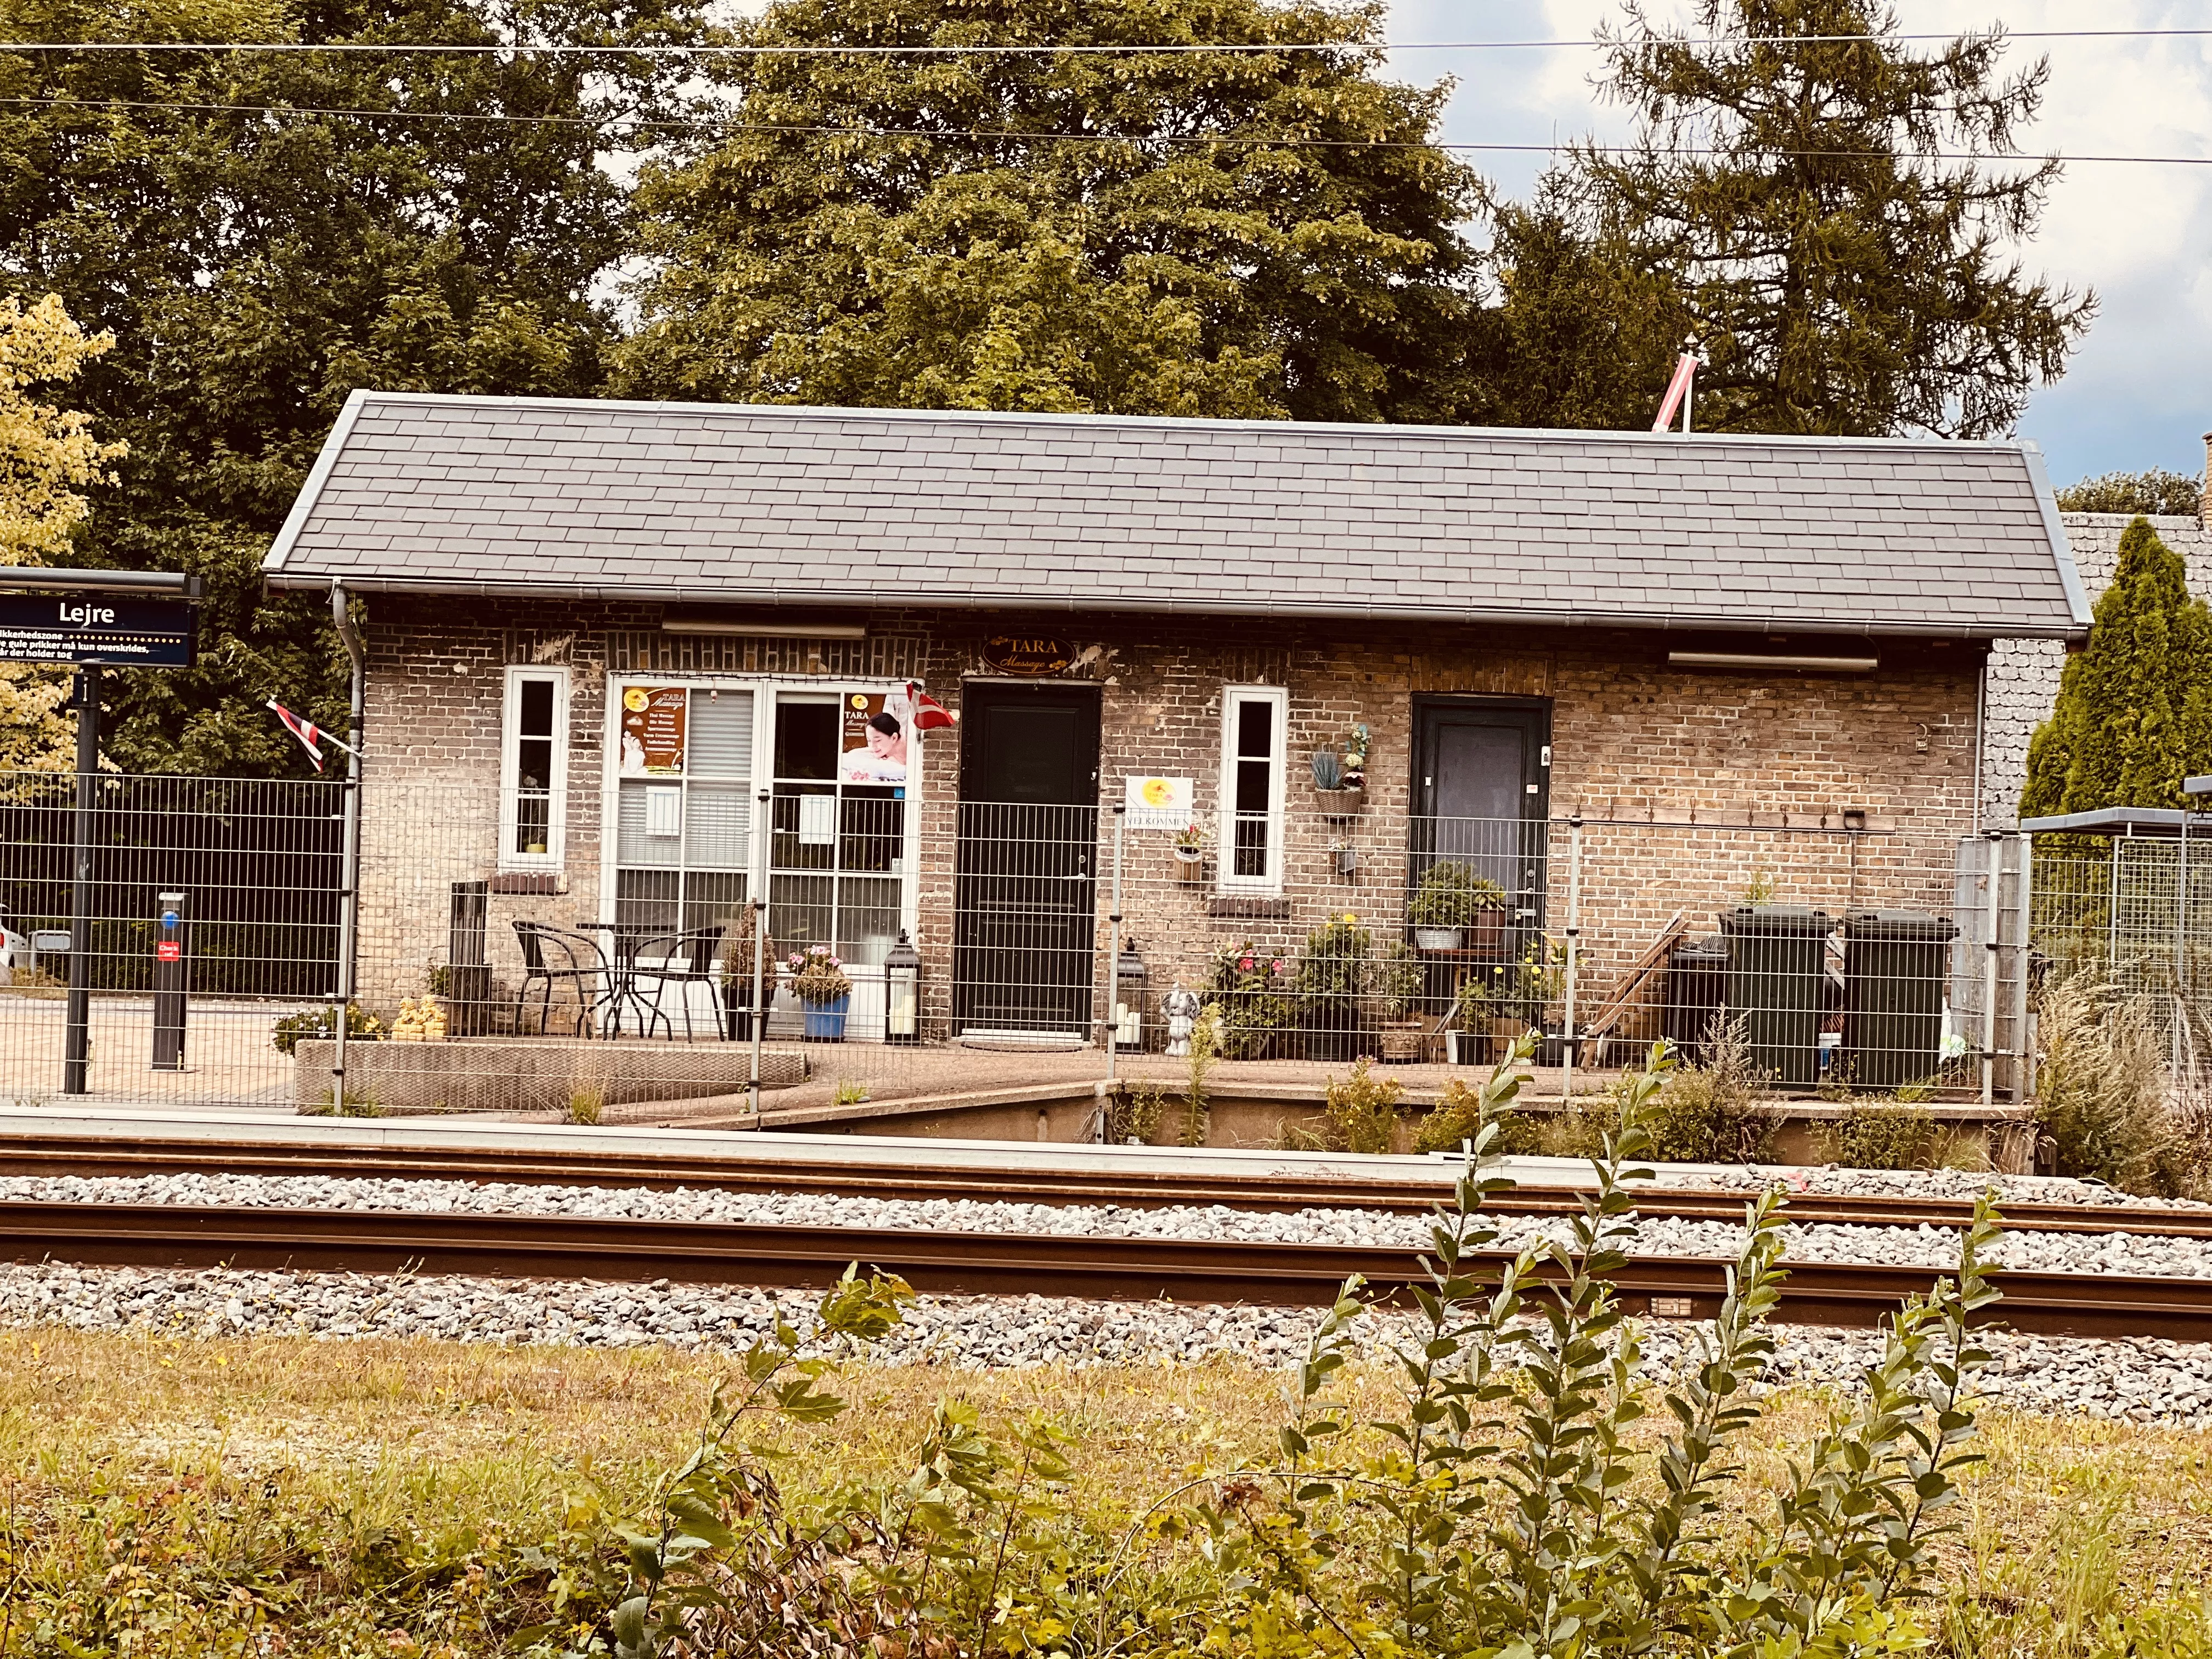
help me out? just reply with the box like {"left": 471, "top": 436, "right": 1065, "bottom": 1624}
{"left": 1381, "top": 1, "right": 2212, "bottom": 487}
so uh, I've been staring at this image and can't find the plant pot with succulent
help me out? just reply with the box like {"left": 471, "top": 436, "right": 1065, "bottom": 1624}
{"left": 1370, "top": 939, "right": 1426, "bottom": 1063}
{"left": 1296, "top": 913, "right": 1372, "bottom": 1062}
{"left": 1408, "top": 860, "right": 1507, "bottom": 953}
{"left": 718, "top": 908, "right": 778, "bottom": 1041}
{"left": 787, "top": 945, "right": 853, "bottom": 1042}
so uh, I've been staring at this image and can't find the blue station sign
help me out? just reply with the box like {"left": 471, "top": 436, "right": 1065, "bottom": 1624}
{"left": 0, "top": 594, "right": 198, "bottom": 667}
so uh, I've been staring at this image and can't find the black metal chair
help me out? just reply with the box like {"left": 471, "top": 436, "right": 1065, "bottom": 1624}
{"left": 628, "top": 925, "right": 727, "bottom": 1042}
{"left": 511, "top": 920, "right": 611, "bottom": 1037}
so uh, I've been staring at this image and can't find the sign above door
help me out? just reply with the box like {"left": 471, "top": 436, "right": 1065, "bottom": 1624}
{"left": 979, "top": 634, "right": 1073, "bottom": 676}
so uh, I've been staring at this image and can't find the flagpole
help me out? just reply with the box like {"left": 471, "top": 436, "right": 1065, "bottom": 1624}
{"left": 330, "top": 585, "right": 366, "bottom": 1110}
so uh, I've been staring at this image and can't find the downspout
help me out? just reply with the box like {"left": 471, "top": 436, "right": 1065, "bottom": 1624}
{"left": 1970, "top": 648, "right": 1986, "bottom": 837}
{"left": 330, "top": 583, "right": 366, "bottom": 1109}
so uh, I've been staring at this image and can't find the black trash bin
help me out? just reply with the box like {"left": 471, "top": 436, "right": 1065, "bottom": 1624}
{"left": 1663, "top": 935, "right": 1728, "bottom": 1063}
{"left": 1842, "top": 910, "right": 1958, "bottom": 1090}
{"left": 1719, "top": 906, "right": 1832, "bottom": 1087}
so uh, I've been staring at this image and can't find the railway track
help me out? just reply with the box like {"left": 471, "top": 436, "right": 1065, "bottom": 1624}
{"left": 4, "top": 1198, "right": 2212, "bottom": 1343}
{"left": 4, "top": 1121, "right": 2210, "bottom": 1239}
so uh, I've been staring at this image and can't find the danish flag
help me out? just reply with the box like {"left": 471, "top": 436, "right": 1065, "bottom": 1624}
{"left": 906, "top": 682, "right": 957, "bottom": 731}
{"left": 267, "top": 700, "right": 357, "bottom": 772}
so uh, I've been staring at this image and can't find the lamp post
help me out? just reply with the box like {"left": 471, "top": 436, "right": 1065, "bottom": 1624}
{"left": 885, "top": 929, "right": 921, "bottom": 1044}
{"left": 1113, "top": 937, "right": 1148, "bottom": 1052}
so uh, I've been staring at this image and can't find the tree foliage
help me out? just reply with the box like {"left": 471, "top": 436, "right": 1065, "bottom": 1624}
{"left": 619, "top": 0, "right": 1482, "bottom": 424}
{"left": 1571, "top": 0, "right": 2092, "bottom": 438}
{"left": 0, "top": 291, "right": 122, "bottom": 768}
{"left": 2056, "top": 468, "right": 2205, "bottom": 517}
{"left": 0, "top": 0, "right": 707, "bottom": 773}
{"left": 2023, "top": 517, "right": 2212, "bottom": 816}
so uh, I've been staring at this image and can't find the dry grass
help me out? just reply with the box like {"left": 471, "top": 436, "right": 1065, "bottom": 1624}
{"left": 3, "top": 1328, "right": 2210, "bottom": 1654}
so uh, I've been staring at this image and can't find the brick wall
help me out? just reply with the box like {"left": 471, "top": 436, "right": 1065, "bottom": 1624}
{"left": 353, "top": 598, "right": 1979, "bottom": 1023}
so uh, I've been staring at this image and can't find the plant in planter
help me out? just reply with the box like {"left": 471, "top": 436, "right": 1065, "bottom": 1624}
{"left": 718, "top": 908, "right": 778, "bottom": 1041}
{"left": 1296, "top": 912, "right": 1373, "bottom": 1062}
{"left": 1370, "top": 939, "right": 1427, "bottom": 1062}
{"left": 1407, "top": 860, "right": 1506, "bottom": 951}
{"left": 1172, "top": 816, "right": 1209, "bottom": 865}
{"left": 1446, "top": 974, "right": 1493, "bottom": 1066}
{"left": 1341, "top": 721, "right": 1370, "bottom": 790}
{"left": 1205, "top": 939, "right": 1295, "bottom": 1059}
{"left": 787, "top": 945, "right": 853, "bottom": 1042}
{"left": 1509, "top": 934, "right": 1569, "bottom": 1062}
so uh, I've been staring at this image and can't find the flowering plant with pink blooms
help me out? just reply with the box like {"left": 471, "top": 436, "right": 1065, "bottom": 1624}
{"left": 787, "top": 945, "right": 852, "bottom": 1005}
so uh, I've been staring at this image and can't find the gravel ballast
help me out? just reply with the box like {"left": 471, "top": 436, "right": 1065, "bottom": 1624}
{"left": 8, "top": 1171, "right": 2211, "bottom": 1278}
{"left": 4, "top": 1261, "right": 2208, "bottom": 1431}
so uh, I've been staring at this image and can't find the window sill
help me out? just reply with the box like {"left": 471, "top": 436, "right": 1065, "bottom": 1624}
{"left": 1207, "top": 894, "right": 1290, "bottom": 919}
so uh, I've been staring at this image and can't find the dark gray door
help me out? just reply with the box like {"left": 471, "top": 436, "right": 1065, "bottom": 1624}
{"left": 1412, "top": 697, "right": 1550, "bottom": 940}
{"left": 953, "top": 684, "right": 1101, "bottom": 1036}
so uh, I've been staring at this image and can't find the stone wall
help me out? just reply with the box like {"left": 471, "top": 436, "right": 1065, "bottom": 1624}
{"left": 353, "top": 597, "right": 1981, "bottom": 1026}
{"left": 1980, "top": 512, "right": 2212, "bottom": 826}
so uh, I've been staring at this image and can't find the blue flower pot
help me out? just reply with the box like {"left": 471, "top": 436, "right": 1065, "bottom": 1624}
{"left": 802, "top": 995, "right": 850, "bottom": 1042}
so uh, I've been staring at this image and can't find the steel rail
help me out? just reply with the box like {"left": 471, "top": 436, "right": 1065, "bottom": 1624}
{"left": 5, "top": 1201, "right": 2211, "bottom": 1342}
{"left": 4, "top": 1130, "right": 2209, "bottom": 1240}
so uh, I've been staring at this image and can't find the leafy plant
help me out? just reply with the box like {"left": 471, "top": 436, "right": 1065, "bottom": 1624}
{"left": 1295, "top": 913, "right": 1373, "bottom": 1008}
{"left": 1822, "top": 1098, "right": 1940, "bottom": 1170}
{"left": 1205, "top": 939, "right": 1295, "bottom": 1058}
{"left": 1370, "top": 938, "right": 1424, "bottom": 1022}
{"left": 1407, "top": 860, "right": 1506, "bottom": 929}
{"left": 831, "top": 1077, "right": 870, "bottom": 1108}
{"left": 1180, "top": 1005, "right": 1221, "bottom": 1147}
{"left": 2036, "top": 969, "right": 2209, "bottom": 1198}
{"left": 785, "top": 946, "right": 851, "bottom": 1005}
{"left": 1740, "top": 866, "right": 1779, "bottom": 906}
{"left": 1319, "top": 1057, "right": 1403, "bottom": 1153}
{"left": 1309, "top": 749, "right": 1343, "bottom": 791}
{"left": 1107, "top": 1080, "right": 1167, "bottom": 1145}
{"left": 2056, "top": 467, "right": 2204, "bottom": 516}
{"left": 1451, "top": 973, "right": 1493, "bottom": 1033}
{"left": 1650, "top": 1012, "right": 1776, "bottom": 1163}
{"left": 271, "top": 1002, "right": 383, "bottom": 1055}
{"left": 716, "top": 906, "right": 777, "bottom": 996}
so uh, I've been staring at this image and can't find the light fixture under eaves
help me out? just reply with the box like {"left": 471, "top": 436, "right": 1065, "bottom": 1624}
{"left": 1668, "top": 650, "right": 1878, "bottom": 674}
{"left": 663, "top": 611, "right": 867, "bottom": 640}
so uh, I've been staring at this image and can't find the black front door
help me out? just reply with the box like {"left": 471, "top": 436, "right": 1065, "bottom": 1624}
{"left": 953, "top": 684, "right": 1102, "bottom": 1036}
{"left": 1412, "top": 697, "right": 1551, "bottom": 942}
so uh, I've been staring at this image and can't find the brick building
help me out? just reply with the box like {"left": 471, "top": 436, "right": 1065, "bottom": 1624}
{"left": 264, "top": 393, "right": 2087, "bottom": 1048}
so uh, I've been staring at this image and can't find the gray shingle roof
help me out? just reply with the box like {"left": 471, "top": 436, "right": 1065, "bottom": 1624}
{"left": 264, "top": 391, "right": 2090, "bottom": 641}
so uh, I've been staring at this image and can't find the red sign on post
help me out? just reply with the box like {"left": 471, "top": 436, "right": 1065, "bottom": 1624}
{"left": 156, "top": 941, "right": 181, "bottom": 962}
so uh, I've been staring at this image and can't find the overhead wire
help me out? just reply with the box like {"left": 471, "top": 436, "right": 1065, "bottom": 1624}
{"left": 1, "top": 92, "right": 2201, "bottom": 167}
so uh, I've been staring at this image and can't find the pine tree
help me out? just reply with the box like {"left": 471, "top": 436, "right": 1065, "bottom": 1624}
{"left": 2022, "top": 518, "right": 2212, "bottom": 816}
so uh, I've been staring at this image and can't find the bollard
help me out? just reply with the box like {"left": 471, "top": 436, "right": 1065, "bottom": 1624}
{"left": 151, "top": 889, "right": 188, "bottom": 1071}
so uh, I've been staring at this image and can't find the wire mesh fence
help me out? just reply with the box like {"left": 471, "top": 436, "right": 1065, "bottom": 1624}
{"left": 0, "top": 767, "right": 2037, "bottom": 1122}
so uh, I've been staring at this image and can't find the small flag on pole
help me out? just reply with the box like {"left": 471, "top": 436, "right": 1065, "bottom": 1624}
{"left": 906, "top": 682, "right": 957, "bottom": 731}
{"left": 1651, "top": 351, "right": 1698, "bottom": 432}
{"left": 267, "top": 700, "right": 357, "bottom": 772}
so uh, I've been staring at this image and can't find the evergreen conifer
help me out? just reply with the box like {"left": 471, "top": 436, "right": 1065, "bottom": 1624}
{"left": 2022, "top": 517, "right": 2212, "bottom": 815}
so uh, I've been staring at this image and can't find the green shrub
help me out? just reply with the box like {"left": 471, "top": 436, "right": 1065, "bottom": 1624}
{"left": 1823, "top": 1098, "right": 1939, "bottom": 1169}
{"left": 2036, "top": 970, "right": 2209, "bottom": 1198}
{"left": 1295, "top": 914, "right": 1372, "bottom": 1008}
{"left": 1407, "top": 860, "right": 1505, "bottom": 929}
{"left": 586, "top": 1042, "right": 2008, "bottom": 1659}
{"left": 1204, "top": 938, "right": 1295, "bottom": 1058}
{"left": 1320, "top": 1057, "right": 1402, "bottom": 1153}
{"left": 1107, "top": 1080, "right": 1168, "bottom": 1144}
{"left": 1649, "top": 1013, "right": 1776, "bottom": 1163}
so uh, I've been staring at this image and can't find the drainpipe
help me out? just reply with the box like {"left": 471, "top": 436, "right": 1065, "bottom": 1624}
{"left": 331, "top": 583, "right": 366, "bottom": 1109}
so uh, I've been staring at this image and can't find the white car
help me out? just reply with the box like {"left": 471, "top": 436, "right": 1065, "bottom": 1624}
{"left": 0, "top": 909, "right": 29, "bottom": 977}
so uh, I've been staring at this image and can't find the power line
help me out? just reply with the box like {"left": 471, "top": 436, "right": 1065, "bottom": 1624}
{"left": 3, "top": 29, "right": 2211, "bottom": 55}
{"left": 6, "top": 93, "right": 2202, "bottom": 167}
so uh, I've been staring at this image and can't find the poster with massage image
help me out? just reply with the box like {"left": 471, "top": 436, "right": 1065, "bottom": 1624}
{"left": 839, "top": 690, "right": 910, "bottom": 782}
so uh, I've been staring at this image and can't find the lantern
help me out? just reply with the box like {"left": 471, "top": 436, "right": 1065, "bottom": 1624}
{"left": 885, "top": 929, "right": 921, "bottom": 1043}
{"left": 1113, "top": 937, "right": 1148, "bottom": 1051}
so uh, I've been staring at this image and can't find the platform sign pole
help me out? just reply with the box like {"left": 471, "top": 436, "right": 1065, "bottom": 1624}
{"left": 1104, "top": 804, "right": 1126, "bottom": 1097}
{"left": 61, "top": 669, "right": 98, "bottom": 1095}
{"left": 151, "top": 890, "right": 188, "bottom": 1070}
{"left": 749, "top": 788, "right": 770, "bottom": 1119}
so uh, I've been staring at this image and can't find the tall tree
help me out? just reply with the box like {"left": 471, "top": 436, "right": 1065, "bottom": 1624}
{"left": 2023, "top": 518, "right": 2212, "bottom": 816}
{"left": 618, "top": 0, "right": 1482, "bottom": 424}
{"left": 1575, "top": 0, "right": 2092, "bottom": 438}
{"left": 0, "top": 0, "right": 708, "bottom": 774}
{"left": 0, "top": 291, "right": 123, "bottom": 768}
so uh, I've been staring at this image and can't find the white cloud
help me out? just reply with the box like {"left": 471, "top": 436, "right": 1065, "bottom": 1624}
{"left": 1381, "top": 0, "right": 2212, "bottom": 481}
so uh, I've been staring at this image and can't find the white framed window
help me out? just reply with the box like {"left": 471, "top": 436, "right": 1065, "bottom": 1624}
{"left": 1218, "top": 685, "right": 1288, "bottom": 893}
{"left": 500, "top": 666, "right": 570, "bottom": 869}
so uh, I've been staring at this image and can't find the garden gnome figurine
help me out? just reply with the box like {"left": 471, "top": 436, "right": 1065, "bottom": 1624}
{"left": 1161, "top": 983, "right": 1202, "bottom": 1057}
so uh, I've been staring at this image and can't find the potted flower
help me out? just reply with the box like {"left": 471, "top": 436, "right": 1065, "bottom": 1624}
{"left": 787, "top": 945, "right": 853, "bottom": 1042}
{"left": 1407, "top": 861, "right": 1506, "bottom": 952}
{"left": 718, "top": 908, "right": 777, "bottom": 1042}
{"left": 1205, "top": 939, "right": 1295, "bottom": 1059}
{"left": 1172, "top": 817, "right": 1208, "bottom": 871}
{"left": 1341, "top": 722, "right": 1370, "bottom": 792}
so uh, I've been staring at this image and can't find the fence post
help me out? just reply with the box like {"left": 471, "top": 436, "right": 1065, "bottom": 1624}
{"left": 1981, "top": 830, "right": 2001, "bottom": 1109}
{"left": 61, "top": 667, "right": 98, "bottom": 1096}
{"left": 1561, "top": 813, "right": 1582, "bottom": 1104}
{"left": 1105, "top": 803, "right": 1125, "bottom": 1092}
{"left": 749, "top": 788, "right": 770, "bottom": 1118}
{"left": 329, "top": 583, "right": 365, "bottom": 1112}
{"left": 2011, "top": 833, "right": 2033, "bottom": 1104}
